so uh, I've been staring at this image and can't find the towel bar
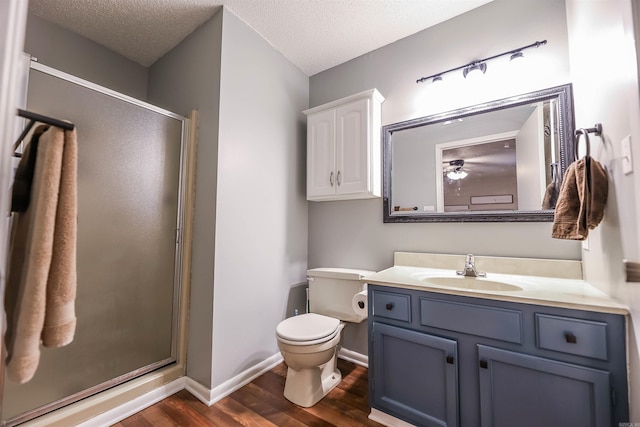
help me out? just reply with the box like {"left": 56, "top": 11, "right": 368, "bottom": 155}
{"left": 574, "top": 123, "right": 603, "bottom": 161}
{"left": 12, "top": 109, "right": 75, "bottom": 158}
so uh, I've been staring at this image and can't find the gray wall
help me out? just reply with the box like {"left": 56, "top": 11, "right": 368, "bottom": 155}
{"left": 24, "top": 13, "right": 148, "bottom": 100}
{"left": 309, "top": 0, "right": 581, "bottom": 355}
{"left": 149, "top": 7, "right": 309, "bottom": 390}
{"left": 565, "top": 0, "right": 640, "bottom": 418}
{"left": 147, "top": 10, "right": 223, "bottom": 389}
{"left": 211, "top": 8, "right": 308, "bottom": 387}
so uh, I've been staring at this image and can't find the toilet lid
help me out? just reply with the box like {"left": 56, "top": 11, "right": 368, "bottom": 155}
{"left": 276, "top": 313, "right": 340, "bottom": 342}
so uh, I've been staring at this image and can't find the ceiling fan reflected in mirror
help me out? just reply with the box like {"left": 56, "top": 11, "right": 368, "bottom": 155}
{"left": 445, "top": 159, "right": 468, "bottom": 180}
{"left": 442, "top": 139, "right": 517, "bottom": 183}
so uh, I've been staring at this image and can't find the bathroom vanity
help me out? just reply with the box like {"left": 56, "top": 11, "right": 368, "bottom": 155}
{"left": 365, "top": 253, "right": 629, "bottom": 427}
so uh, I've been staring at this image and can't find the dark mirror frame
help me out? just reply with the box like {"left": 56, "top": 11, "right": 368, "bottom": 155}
{"left": 383, "top": 83, "right": 575, "bottom": 223}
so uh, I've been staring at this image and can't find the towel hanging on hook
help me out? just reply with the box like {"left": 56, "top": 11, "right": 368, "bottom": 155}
{"left": 553, "top": 122, "right": 608, "bottom": 240}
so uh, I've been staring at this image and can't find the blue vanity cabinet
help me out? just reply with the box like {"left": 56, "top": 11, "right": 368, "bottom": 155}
{"left": 477, "top": 345, "right": 611, "bottom": 427}
{"left": 367, "top": 284, "right": 629, "bottom": 427}
{"left": 371, "top": 322, "right": 459, "bottom": 427}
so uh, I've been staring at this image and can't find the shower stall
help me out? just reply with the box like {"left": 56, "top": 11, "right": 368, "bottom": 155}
{"left": 1, "top": 60, "right": 189, "bottom": 425}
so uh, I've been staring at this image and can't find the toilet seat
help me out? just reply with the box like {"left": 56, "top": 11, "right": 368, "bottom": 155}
{"left": 276, "top": 313, "right": 340, "bottom": 345}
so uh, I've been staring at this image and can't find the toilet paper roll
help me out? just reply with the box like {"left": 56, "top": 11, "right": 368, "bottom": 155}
{"left": 352, "top": 290, "right": 368, "bottom": 316}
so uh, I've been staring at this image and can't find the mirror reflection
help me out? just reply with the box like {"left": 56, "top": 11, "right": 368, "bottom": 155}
{"left": 383, "top": 84, "right": 574, "bottom": 222}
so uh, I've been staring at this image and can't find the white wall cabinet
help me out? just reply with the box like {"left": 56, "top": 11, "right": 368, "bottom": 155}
{"left": 304, "top": 89, "right": 384, "bottom": 201}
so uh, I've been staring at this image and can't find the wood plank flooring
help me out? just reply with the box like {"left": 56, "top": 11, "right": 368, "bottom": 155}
{"left": 112, "top": 359, "right": 384, "bottom": 426}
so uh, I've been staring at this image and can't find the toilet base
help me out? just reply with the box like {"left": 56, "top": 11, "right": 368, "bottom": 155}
{"left": 283, "top": 356, "right": 342, "bottom": 407}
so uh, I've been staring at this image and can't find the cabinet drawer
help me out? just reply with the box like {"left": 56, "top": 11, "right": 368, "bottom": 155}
{"left": 420, "top": 298, "right": 522, "bottom": 344}
{"left": 536, "top": 314, "right": 608, "bottom": 360}
{"left": 371, "top": 290, "right": 410, "bottom": 322}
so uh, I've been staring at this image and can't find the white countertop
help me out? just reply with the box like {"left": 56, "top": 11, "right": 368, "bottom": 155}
{"left": 363, "top": 253, "right": 629, "bottom": 315}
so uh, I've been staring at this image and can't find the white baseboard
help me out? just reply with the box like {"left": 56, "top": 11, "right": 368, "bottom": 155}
{"left": 186, "top": 353, "right": 284, "bottom": 406}
{"left": 369, "top": 408, "right": 417, "bottom": 427}
{"left": 76, "top": 378, "right": 186, "bottom": 427}
{"left": 77, "top": 349, "right": 367, "bottom": 426}
{"left": 76, "top": 353, "right": 282, "bottom": 426}
{"left": 338, "top": 347, "right": 368, "bottom": 367}
{"left": 183, "top": 349, "right": 367, "bottom": 406}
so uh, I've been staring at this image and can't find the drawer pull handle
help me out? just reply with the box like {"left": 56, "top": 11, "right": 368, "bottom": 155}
{"left": 385, "top": 303, "right": 394, "bottom": 310}
{"left": 446, "top": 355, "right": 454, "bottom": 364}
{"left": 479, "top": 359, "right": 488, "bottom": 369}
{"left": 565, "top": 332, "right": 577, "bottom": 344}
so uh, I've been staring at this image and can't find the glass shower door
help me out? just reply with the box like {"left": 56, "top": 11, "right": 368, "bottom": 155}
{"left": 1, "top": 63, "right": 186, "bottom": 424}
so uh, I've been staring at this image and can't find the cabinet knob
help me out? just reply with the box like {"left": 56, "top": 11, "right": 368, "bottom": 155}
{"left": 385, "top": 303, "right": 394, "bottom": 310}
{"left": 337, "top": 170, "right": 341, "bottom": 186}
{"left": 479, "top": 359, "right": 488, "bottom": 369}
{"left": 446, "top": 355, "right": 454, "bottom": 364}
{"left": 564, "top": 332, "right": 577, "bottom": 344}
{"left": 330, "top": 171, "right": 334, "bottom": 186}
{"left": 358, "top": 301, "right": 365, "bottom": 309}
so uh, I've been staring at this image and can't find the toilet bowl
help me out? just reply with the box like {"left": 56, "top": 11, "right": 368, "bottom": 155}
{"left": 275, "top": 268, "right": 374, "bottom": 407}
{"left": 276, "top": 313, "right": 345, "bottom": 407}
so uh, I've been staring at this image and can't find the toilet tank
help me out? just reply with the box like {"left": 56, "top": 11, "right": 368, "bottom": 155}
{"left": 307, "top": 268, "right": 375, "bottom": 323}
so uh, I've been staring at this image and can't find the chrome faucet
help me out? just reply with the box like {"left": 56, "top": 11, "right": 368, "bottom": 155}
{"left": 456, "top": 254, "right": 486, "bottom": 278}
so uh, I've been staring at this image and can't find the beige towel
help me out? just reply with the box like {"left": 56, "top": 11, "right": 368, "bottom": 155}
{"left": 4, "top": 126, "right": 78, "bottom": 383}
{"left": 552, "top": 156, "right": 608, "bottom": 240}
{"left": 42, "top": 126, "right": 78, "bottom": 347}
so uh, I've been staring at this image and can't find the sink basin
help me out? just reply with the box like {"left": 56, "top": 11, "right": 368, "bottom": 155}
{"left": 411, "top": 273, "right": 523, "bottom": 292}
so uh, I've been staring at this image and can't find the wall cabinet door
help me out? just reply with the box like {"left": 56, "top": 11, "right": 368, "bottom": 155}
{"left": 306, "top": 109, "right": 336, "bottom": 199}
{"left": 478, "top": 345, "right": 611, "bottom": 427}
{"left": 371, "top": 322, "right": 459, "bottom": 427}
{"left": 335, "top": 98, "right": 369, "bottom": 195}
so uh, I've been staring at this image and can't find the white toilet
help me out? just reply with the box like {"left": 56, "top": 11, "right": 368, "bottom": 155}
{"left": 276, "top": 267, "right": 374, "bottom": 407}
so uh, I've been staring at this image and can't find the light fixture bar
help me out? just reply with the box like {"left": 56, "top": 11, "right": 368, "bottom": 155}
{"left": 416, "top": 40, "right": 547, "bottom": 84}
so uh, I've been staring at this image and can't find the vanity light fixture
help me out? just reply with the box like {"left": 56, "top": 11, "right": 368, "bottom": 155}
{"left": 462, "top": 62, "right": 487, "bottom": 79}
{"left": 510, "top": 51, "right": 524, "bottom": 61}
{"left": 416, "top": 40, "right": 547, "bottom": 84}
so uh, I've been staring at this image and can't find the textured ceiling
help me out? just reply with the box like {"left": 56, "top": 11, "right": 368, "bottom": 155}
{"left": 28, "top": 0, "right": 493, "bottom": 76}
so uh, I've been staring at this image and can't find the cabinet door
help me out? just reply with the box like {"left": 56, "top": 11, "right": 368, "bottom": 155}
{"left": 372, "top": 322, "right": 459, "bottom": 427}
{"left": 307, "top": 109, "right": 336, "bottom": 199}
{"left": 478, "top": 345, "right": 611, "bottom": 427}
{"left": 336, "top": 98, "right": 370, "bottom": 195}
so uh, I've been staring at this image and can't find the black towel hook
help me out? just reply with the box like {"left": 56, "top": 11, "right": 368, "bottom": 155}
{"left": 12, "top": 109, "right": 75, "bottom": 158}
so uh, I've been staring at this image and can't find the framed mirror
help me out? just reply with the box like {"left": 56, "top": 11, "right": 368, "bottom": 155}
{"left": 383, "top": 84, "right": 575, "bottom": 222}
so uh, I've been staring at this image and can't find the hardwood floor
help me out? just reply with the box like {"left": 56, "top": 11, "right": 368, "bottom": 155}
{"left": 112, "top": 359, "right": 384, "bottom": 426}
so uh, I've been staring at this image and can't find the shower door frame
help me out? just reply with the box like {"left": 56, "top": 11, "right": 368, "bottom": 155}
{"left": 0, "top": 60, "right": 190, "bottom": 426}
